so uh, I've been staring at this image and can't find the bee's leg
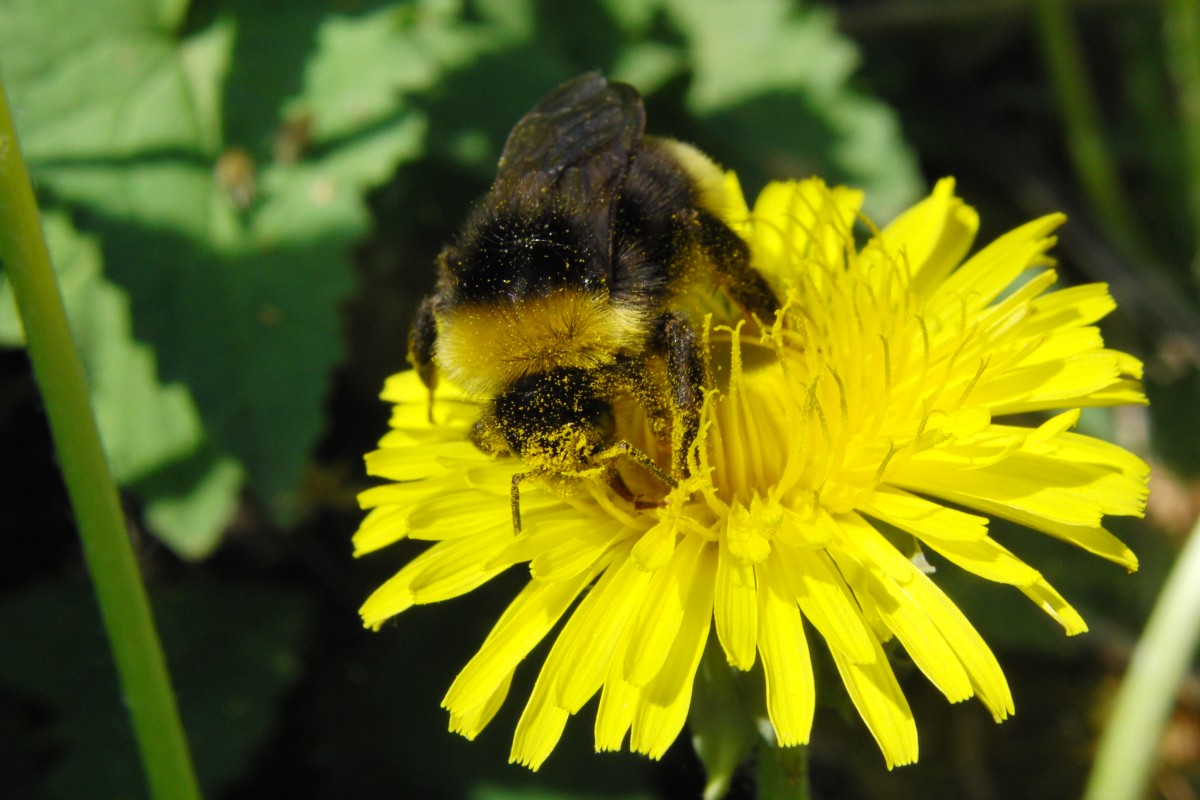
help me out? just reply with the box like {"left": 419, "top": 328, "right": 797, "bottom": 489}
{"left": 471, "top": 410, "right": 524, "bottom": 533}
{"left": 510, "top": 471, "right": 537, "bottom": 534}
{"left": 694, "top": 209, "right": 780, "bottom": 323}
{"left": 607, "top": 357, "right": 670, "bottom": 445}
{"left": 651, "top": 311, "right": 707, "bottom": 478}
{"left": 606, "top": 440, "right": 679, "bottom": 492}
{"left": 408, "top": 296, "right": 439, "bottom": 421}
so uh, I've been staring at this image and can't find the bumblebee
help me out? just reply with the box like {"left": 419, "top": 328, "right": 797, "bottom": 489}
{"left": 409, "top": 72, "right": 779, "bottom": 532}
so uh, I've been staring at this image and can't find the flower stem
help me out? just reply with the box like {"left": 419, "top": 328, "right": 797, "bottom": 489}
{"left": 1030, "top": 0, "right": 1150, "bottom": 258}
{"left": 692, "top": 640, "right": 759, "bottom": 800}
{"left": 692, "top": 639, "right": 811, "bottom": 800}
{"left": 1083, "top": 517, "right": 1200, "bottom": 800}
{"left": 756, "top": 743, "right": 810, "bottom": 800}
{"left": 0, "top": 77, "right": 201, "bottom": 799}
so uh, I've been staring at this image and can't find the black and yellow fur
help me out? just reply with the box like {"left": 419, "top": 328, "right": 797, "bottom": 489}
{"left": 408, "top": 73, "right": 779, "bottom": 530}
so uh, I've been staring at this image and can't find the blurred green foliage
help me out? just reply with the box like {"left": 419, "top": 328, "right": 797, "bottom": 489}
{"left": 1, "top": 0, "right": 1195, "bottom": 798}
{"left": 0, "top": 0, "right": 918, "bottom": 559}
{"left": 0, "top": 576, "right": 309, "bottom": 797}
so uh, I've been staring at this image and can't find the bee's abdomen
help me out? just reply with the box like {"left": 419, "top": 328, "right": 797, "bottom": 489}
{"left": 435, "top": 289, "right": 651, "bottom": 397}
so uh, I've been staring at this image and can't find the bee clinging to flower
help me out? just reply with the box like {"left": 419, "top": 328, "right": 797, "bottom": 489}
{"left": 407, "top": 72, "right": 779, "bottom": 531}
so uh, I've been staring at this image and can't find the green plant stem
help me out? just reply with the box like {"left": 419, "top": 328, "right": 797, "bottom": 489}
{"left": 1083, "top": 517, "right": 1200, "bottom": 800}
{"left": 692, "top": 640, "right": 759, "bottom": 800}
{"left": 760, "top": 744, "right": 810, "bottom": 800}
{"left": 0, "top": 77, "right": 201, "bottom": 799}
{"left": 1030, "top": 0, "right": 1149, "bottom": 258}
{"left": 1164, "top": 0, "right": 1200, "bottom": 278}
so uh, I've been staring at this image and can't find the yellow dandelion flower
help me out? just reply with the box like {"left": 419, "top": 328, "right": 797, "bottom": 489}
{"left": 354, "top": 176, "right": 1148, "bottom": 770}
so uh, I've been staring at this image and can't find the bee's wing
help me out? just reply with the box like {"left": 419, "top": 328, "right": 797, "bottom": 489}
{"left": 495, "top": 73, "right": 644, "bottom": 248}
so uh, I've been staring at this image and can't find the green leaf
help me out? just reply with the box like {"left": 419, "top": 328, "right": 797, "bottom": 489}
{"left": 0, "top": 575, "right": 310, "bottom": 799}
{"left": 287, "top": 3, "right": 501, "bottom": 143}
{"left": 0, "top": 212, "right": 240, "bottom": 557}
{"left": 5, "top": 0, "right": 430, "bottom": 526}
{"left": 663, "top": 0, "right": 922, "bottom": 219}
{"left": 0, "top": 0, "right": 229, "bottom": 158}
{"left": 38, "top": 140, "right": 422, "bottom": 520}
{"left": 134, "top": 446, "right": 245, "bottom": 559}
{"left": 610, "top": 42, "right": 688, "bottom": 95}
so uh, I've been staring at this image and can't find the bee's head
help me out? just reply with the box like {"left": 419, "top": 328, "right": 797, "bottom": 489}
{"left": 493, "top": 367, "right": 615, "bottom": 476}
